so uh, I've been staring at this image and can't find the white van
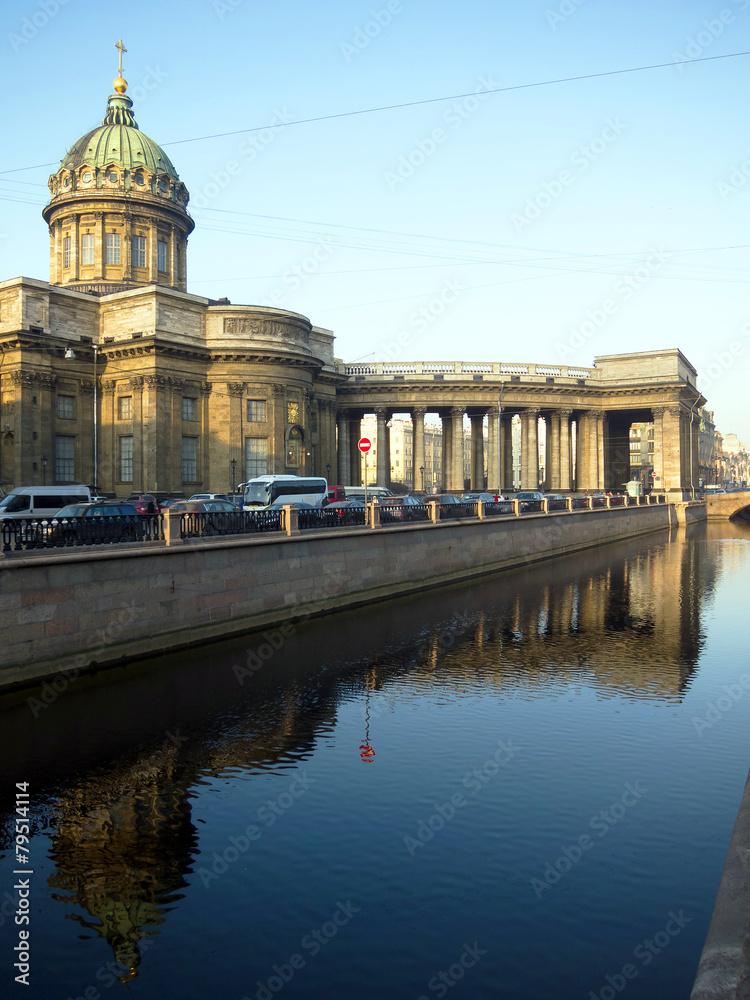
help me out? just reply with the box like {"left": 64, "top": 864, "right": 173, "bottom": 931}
{"left": 0, "top": 485, "right": 92, "bottom": 521}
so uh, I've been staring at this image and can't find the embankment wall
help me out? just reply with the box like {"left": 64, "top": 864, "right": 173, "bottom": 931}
{"left": 0, "top": 505, "right": 670, "bottom": 691}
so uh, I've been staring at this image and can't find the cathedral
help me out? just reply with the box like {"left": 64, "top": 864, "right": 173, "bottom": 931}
{"left": 0, "top": 48, "right": 340, "bottom": 494}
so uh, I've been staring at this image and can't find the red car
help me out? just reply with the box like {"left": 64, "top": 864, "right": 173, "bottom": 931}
{"left": 127, "top": 493, "right": 158, "bottom": 514}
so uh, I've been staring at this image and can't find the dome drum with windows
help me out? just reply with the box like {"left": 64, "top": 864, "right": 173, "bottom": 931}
{"left": 43, "top": 54, "right": 194, "bottom": 296}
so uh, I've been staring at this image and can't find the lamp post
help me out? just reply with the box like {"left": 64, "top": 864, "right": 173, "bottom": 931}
{"left": 420, "top": 465, "right": 425, "bottom": 492}
{"left": 42, "top": 455, "right": 47, "bottom": 485}
{"left": 230, "top": 458, "right": 237, "bottom": 494}
{"left": 326, "top": 462, "right": 331, "bottom": 482}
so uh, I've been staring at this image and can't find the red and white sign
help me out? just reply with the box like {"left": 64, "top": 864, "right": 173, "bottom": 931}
{"left": 358, "top": 437, "right": 372, "bottom": 453}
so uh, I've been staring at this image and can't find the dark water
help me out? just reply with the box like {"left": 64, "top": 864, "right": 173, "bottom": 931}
{"left": 1, "top": 521, "right": 749, "bottom": 1000}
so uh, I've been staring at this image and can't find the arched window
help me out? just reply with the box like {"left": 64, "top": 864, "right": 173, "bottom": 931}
{"left": 286, "top": 426, "right": 303, "bottom": 467}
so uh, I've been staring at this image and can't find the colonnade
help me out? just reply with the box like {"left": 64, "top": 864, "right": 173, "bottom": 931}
{"left": 334, "top": 402, "right": 699, "bottom": 496}
{"left": 336, "top": 405, "right": 581, "bottom": 493}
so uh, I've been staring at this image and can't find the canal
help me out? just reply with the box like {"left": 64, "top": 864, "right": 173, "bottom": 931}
{"left": 1, "top": 520, "right": 749, "bottom": 1000}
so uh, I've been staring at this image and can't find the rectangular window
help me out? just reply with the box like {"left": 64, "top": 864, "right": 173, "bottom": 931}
{"left": 57, "top": 395, "right": 74, "bottom": 420}
{"left": 247, "top": 399, "right": 266, "bottom": 422}
{"left": 106, "top": 233, "right": 121, "bottom": 265}
{"left": 55, "top": 435, "right": 75, "bottom": 482}
{"left": 119, "top": 436, "right": 133, "bottom": 482}
{"left": 157, "top": 239, "right": 167, "bottom": 272}
{"left": 132, "top": 236, "right": 147, "bottom": 268}
{"left": 182, "top": 397, "right": 197, "bottom": 421}
{"left": 117, "top": 396, "right": 133, "bottom": 420}
{"left": 182, "top": 437, "right": 197, "bottom": 482}
{"left": 63, "top": 236, "right": 71, "bottom": 269}
{"left": 245, "top": 438, "right": 267, "bottom": 478}
{"left": 81, "top": 233, "right": 95, "bottom": 266}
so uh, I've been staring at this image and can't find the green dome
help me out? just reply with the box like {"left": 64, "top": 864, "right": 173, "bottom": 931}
{"left": 59, "top": 92, "right": 179, "bottom": 180}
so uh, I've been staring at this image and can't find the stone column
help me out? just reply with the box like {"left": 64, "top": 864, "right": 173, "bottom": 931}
{"left": 148, "top": 217, "right": 159, "bottom": 284}
{"left": 130, "top": 376, "right": 144, "bottom": 492}
{"left": 584, "top": 410, "right": 600, "bottom": 491}
{"left": 337, "top": 409, "right": 350, "bottom": 484}
{"left": 441, "top": 413, "right": 452, "bottom": 491}
{"left": 597, "top": 412, "right": 605, "bottom": 489}
{"left": 559, "top": 410, "right": 572, "bottom": 491}
{"left": 502, "top": 414, "right": 514, "bottom": 491}
{"left": 94, "top": 212, "right": 104, "bottom": 281}
{"left": 451, "top": 406, "right": 464, "bottom": 492}
{"left": 487, "top": 407, "right": 499, "bottom": 492}
{"left": 550, "top": 412, "right": 561, "bottom": 490}
{"left": 543, "top": 413, "right": 553, "bottom": 490}
{"left": 521, "top": 410, "right": 539, "bottom": 489}
{"left": 661, "top": 404, "right": 687, "bottom": 497}
{"left": 413, "top": 407, "right": 426, "bottom": 492}
{"left": 272, "top": 383, "right": 285, "bottom": 475}
{"left": 123, "top": 212, "right": 132, "bottom": 283}
{"left": 376, "top": 408, "right": 388, "bottom": 486}
{"left": 348, "top": 413, "right": 362, "bottom": 486}
{"left": 470, "top": 413, "right": 485, "bottom": 489}
{"left": 72, "top": 214, "right": 80, "bottom": 281}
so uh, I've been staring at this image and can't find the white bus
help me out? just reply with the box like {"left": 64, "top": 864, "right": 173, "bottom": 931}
{"left": 242, "top": 475, "right": 328, "bottom": 509}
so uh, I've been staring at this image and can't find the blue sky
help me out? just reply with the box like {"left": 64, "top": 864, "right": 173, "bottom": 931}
{"left": 1, "top": 0, "right": 749, "bottom": 441}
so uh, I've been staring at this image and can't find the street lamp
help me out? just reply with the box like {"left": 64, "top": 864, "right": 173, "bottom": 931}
{"left": 41, "top": 455, "right": 47, "bottom": 485}
{"left": 420, "top": 465, "right": 425, "bottom": 491}
{"left": 230, "top": 458, "right": 237, "bottom": 493}
{"left": 326, "top": 462, "right": 331, "bottom": 482}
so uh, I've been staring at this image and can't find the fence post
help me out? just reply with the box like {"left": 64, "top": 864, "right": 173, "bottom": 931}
{"left": 367, "top": 501, "right": 381, "bottom": 529}
{"left": 428, "top": 501, "right": 440, "bottom": 523}
{"left": 512, "top": 499, "right": 520, "bottom": 516}
{"left": 282, "top": 505, "right": 299, "bottom": 535}
{"left": 162, "top": 510, "right": 182, "bottom": 547}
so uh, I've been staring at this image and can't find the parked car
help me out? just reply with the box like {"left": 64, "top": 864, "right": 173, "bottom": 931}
{"left": 461, "top": 492, "right": 505, "bottom": 503}
{"left": 169, "top": 499, "right": 243, "bottom": 535}
{"left": 325, "top": 499, "right": 366, "bottom": 513}
{"left": 189, "top": 493, "right": 234, "bottom": 503}
{"left": 326, "top": 486, "right": 348, "bottom": 502}
{"left": 127, "top": 492, "right": 159, "bottom": 513}
{"left": 379, "top": 496, "right": 429, "bottom": 522}
{"left": 514, "top": 491, "right": 544, "bottom": 501}
{"left": 48, "top": 501, "right": 144, "bottom": 544}
{"left": 0, "top": 485, "right": 92, "bottom": 521}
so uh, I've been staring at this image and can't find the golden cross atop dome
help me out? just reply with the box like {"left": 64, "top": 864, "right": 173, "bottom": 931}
{"left": 113, "top": 39, "right": 128, "bottom": 94}
{"left": 115, "top": 39, "right": 127, "bottom": 74}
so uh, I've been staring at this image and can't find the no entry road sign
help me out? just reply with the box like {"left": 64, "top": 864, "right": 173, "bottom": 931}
{"left": 358, "top": 438, "right": 372, "bottom": 453}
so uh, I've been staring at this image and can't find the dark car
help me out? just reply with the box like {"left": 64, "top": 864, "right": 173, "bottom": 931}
{"left": 379, "top": 496, "right": 429, "bottom": 522}
{"left": 325, "top": 499, "right": 366, "bottom": 513}
{"left": 49, "top": 501, "right": 145, "bottom": 544}
{"left": 168, "top": 499, "right": 244, "bottom": 536}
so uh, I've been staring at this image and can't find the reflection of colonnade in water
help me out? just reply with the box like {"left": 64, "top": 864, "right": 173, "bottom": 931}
{"left": 365, "top": 531, "right": 716, "bottom": 704}
{"left": 8, "top": 526, "right": 719, "bottom": 984}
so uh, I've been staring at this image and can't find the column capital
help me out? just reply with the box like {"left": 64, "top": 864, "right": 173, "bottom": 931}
{"left": 651, "top": 406, "right": 666, "bottom": 419}
{"left": 336, "top": 408, "right": 350, "bottom": 421}
{"left": 450, "top": 405, "right": 464, "bottom": 417}
{"left": 556, "top": 408, "right": 573, "bottom": 418}
{"left": 226, "top": 382, "right": 245, "bottom": 397}
{"left": 411, "top": 406, "right": 427, "bottom": 418}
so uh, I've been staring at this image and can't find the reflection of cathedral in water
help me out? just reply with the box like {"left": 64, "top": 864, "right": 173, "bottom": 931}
{"left": 0, "top": 524, "right": 719, "bottom": 983}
